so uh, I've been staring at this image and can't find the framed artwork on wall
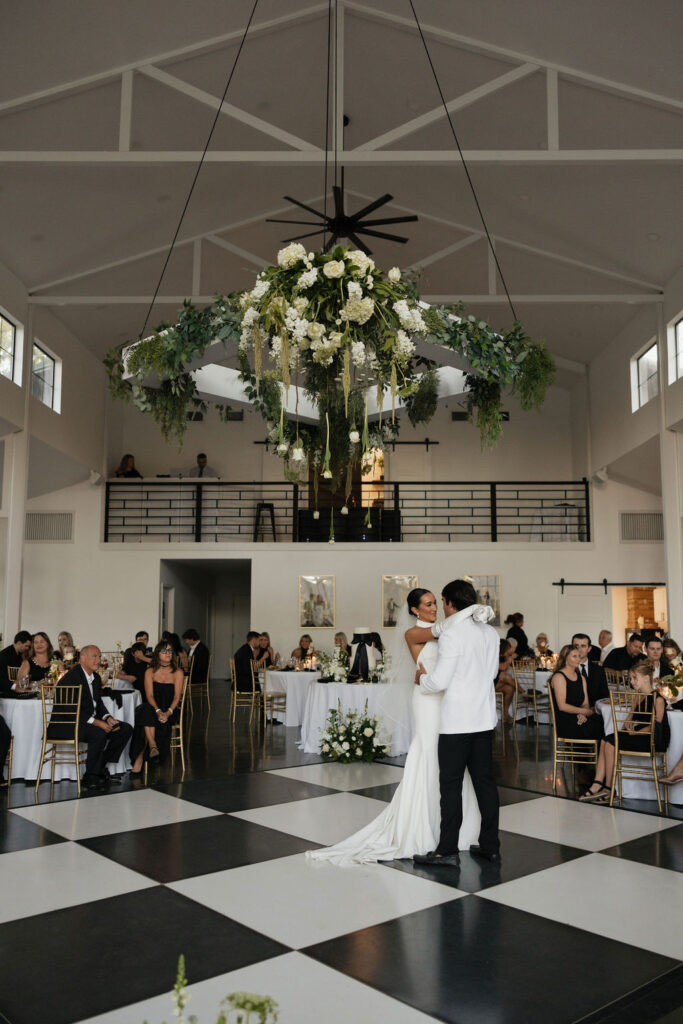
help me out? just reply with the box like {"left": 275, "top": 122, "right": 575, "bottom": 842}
{"left": 466, "top": 574, "right": 501, "bottom": 627}
{"left": 382, "top": 574, "right": 419, "bottom": 627}
{"left": 299, "top": 575, "right": 335, "bottom": 628}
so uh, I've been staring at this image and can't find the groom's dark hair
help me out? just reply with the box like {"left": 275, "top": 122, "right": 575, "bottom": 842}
{"left": 442, "top": 579, "right": 478, "bottom": 611}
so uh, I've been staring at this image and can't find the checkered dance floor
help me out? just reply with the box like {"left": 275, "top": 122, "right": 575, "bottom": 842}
{"left": 1, "top": 762, "right": 682, "bottom": 1024}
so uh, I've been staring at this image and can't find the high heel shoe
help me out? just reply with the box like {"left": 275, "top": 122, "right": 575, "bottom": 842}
{"left": 149, "top": 746, "right": 160, "bottom": 760}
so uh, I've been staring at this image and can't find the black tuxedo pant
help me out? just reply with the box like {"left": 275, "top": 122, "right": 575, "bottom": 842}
{"left": 80, "top": 721, "right": 133, "bottom": 776}
{"left": 436, "top": 730, "right": 500, "bottom": 856}
{"left": 0, "top": 715, "right": 11, "bottom": 779}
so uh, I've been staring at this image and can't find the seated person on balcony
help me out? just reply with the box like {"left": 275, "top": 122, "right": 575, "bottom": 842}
{"left": 115, "top": 453, "right": 142, "bottom": 478}
{"left": 50, "top": 646, "right": 133, "bottom": 791}
{"left": 535, "top": 633, "right": 554, "bottom": 658}
{"left": 644, "top": 636, "right": 672, "bottom": 679}
{"left": 234, "top": 631, "right": 263, "bottom": 691}
{"left": 258, "top": 632, "right": 280, "bottom": 668}
{"left": 129, "top": 641, "right": 184, "bottom": 773}
{"left": 504, "top": 612, "right": 533, "bottom": 659}
{"left": 0, "top": 631, "right": 33, "bottom": 696}
{"left": 495, "top": 639, "right": 515, "bottom": 720}
{"left": 291, "top": 634, "right": 315, "bottom": 662}
{"left": 117, "top": 642, "right": 149, "bottom": 695}
{"left": 603, "top": 633, "right": 645, "bottom": 672}
{"left": 580, "top": 659, "right": 669, "bottom": 802}
{"left": 572, "top": 633, "right": 609, "bottom": 701}
{"left": 187, "top": 452, "right": 219, "bottom": 478}
{"left": 550, "top": 644, "right": 604, "bottom": 743}
{"left": 182, "top": 628, "right": 210, "bottom": 682}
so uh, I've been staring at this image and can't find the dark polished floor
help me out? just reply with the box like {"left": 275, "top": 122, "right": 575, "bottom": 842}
{"left": 1, "top": 684, "right": 682, "bottom": 1024}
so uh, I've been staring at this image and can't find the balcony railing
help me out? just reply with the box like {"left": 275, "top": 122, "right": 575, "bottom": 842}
{"left": 104, "top": 479, "right": 590, "bottom": 543}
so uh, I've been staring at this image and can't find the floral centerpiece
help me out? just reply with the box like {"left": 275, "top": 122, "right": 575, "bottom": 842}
{"left": 320, "top": 700, "right": 388, "bottom": 762}
{"left": 318, "top": 649, "right": 349, "bottom": 683}
{"left": 658, "top": 658, "right": 682, "bottom": 704}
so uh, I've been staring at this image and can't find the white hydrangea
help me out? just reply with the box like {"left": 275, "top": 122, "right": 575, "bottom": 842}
{"left": 238, "top": 338, "right": 249, "bottom": 355}
{"left": 297, "top": 267, "right": 318, "bottom": 290}
{"left": 393, "top": 299, "right": 427, "bottom": 335}
{"left": 396, "top": 329, "right": 415, "bottom": 359}
{"left": 308, "top": 322, "right": 326, "bottom": 342}
{"left": 365, "top": 275, "right": 374, "bottom": 290}
{"left": 347, "top": 250, "right": 375, "bottom": 275}
{"left": 241, "top": 307, "right": 259, "bottom": 328}
{"left": 323, "top": 259, "right": 345, "bottom": 279}
{"left": 328, "top": 331, "right": 343, "bottom": 348}
{"left": 351, "top": 341, "right": 367, "bottom": 368}
{"left": 293, "top": 296, "right": 308, "bottom": 314}
{"left": 251, "top": 278, "right": 270, "bottom": 301}
{"left": 342, "top": 296, "right": 374, "bottom": 325}
{"left": 347, "top": 280, "right": 363, "bottom": 299}
{"left": 270, "top": 337, "right": 282, "bottom": 361}
{"left": 388, "top": 266, "right": 401, "bottom": 283}
{"left": 277, "top": 242, "right": 307, "bottom": 268}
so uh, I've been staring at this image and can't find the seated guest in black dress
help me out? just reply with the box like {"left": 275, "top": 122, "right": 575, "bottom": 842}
{"left": 258, "top": 632, "right": 279, "bottom": 668}
{"left": 334, "top": 632, "right": 352, "bottom": 661}
{"left": 0, "top": 631, "right": 32, "bottom": 697}
{"left": 50, "top": 646, "right": 133, "bottom": 790}
{"left": 495, "top": 639, "right": 516, "bottom": 721}
{"left": 581, "top": 659, "right": 670, "bottom": 802}
{"left": 603, "top": 633, "right": 645, "bottom": 672}
{"left": 129, "top": 641, "right": 184, "bottom": 774}
{"left": 504, "top": 613, "right": 534, "bottom": 659}
{"left": 16, "top": 632, "right": 53, "bottom": 687}
{"left": 234, "top": 632, "right": 262, "bottom": 691}
{"left": 291, "top": 634, "right": 315, "bottom": 662}
{"left": 117, "top": 641, "right": 149, "bottom": 695}
{"left": 550, "top": 644, "right": 604, "bottom": 744}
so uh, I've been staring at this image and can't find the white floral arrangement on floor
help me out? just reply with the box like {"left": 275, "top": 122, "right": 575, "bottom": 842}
{"left": 317, "top": 649, "right": 349, "bottom": 683}
{"left": 320, "top": 700, "right": 389, "bottom": 763}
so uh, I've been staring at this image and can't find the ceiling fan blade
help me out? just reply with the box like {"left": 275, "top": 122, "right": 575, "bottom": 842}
{"left": 281, "top": 229, "right": 326, "bottom": 243}
{"left": 346, "top": 230, "right": 372, "bottom": 255}
{"left": 323, "top": 232, "right": 340, "bottom": 252}
{"left": 351, "top": 193, "right": 394, "bottom": 219}
{"left": 282, "top": 195, "right": 326, "bottom": 218}
{"left": 356, "top": 215, "right": 419, "bottom": 227}
{"left": 332, "top": 185, "right": 345, "bottom": 220}
{"left": 357, "top": 227, "right": 409, "bottom": 243}
{"left": 266, "top": 218, "right": 324, "bottom": 225}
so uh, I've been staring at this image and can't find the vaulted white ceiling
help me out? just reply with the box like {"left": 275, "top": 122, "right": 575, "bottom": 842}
{"left": 1, "top": 0, "right": 682, "bottom": 383}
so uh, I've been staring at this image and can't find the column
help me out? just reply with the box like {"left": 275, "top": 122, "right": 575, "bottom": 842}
{"left": 657, "top": 303, "right": 683, "bottom": 637}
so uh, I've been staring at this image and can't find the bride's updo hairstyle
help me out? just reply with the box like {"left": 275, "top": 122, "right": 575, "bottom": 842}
{"left": 407, "top": 588, "right": 430, "bottom": 617}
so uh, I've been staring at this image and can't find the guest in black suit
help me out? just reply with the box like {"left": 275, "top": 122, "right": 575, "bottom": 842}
{"left": 572, "top": 633, "right": 609, "bottom": 702}
{"left": 504, "top": 613, "right": 533, "bottom": 659}
{"left": 604, "top": 634, "right": 645, "bottom": 672}
{"left": 644, "top": 637, "right": 673, "bottom": 680}
{"left": 0, "top": 715, "right": 11, "bottom": 786}
{"left": 50, "top": 646, "right": 132, "bottom": 790}
{"left": 0, "top": 631, "right": 33, "bottom": 697}
{"left": 233, "top": 631, "right": 262, "bottom": 691}
{"left": 182, "top": 628, "right": 210, "bottom": 684}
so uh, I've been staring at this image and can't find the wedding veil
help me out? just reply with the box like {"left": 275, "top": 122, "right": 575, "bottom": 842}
{"left": 375, "top": 600, "right": 423, "bottom": 747}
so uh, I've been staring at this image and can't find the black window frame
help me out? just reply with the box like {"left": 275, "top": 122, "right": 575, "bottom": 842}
{"left": 31, "top": 342, "right": 56, "bottom": 409}
{"left": 636, "top": 342, "right": 659, "bottom": 409}
{"left": 0, "top": 311, "right": 16, "bottom": 383}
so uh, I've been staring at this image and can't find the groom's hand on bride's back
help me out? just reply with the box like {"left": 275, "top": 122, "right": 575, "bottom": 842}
{"left": 414, "top": 666, "right": 426, "bottom": 685}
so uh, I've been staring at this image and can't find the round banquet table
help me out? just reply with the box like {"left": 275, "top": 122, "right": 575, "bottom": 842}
{"left": 263, "top": 670, "right": 320, "bottom": 728}
{"left": 595, "top": 699, "right": 683, "bottom": 803}
{"left": 1, "top": 688, "right": 140, "bottom": 781}
{"left": 299, "top": 681, "right": 411, "bottom": 756}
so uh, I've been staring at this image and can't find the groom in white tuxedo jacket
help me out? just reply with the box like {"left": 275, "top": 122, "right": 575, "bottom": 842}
{"left": 415, "top": 579, "right": 501, "bottom": 866}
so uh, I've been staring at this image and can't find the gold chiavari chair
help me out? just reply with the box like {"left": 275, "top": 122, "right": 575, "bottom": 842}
{"left": 261, "top": 667, "right": 286, "bottom": 728}
{"left": 547, "top": 681, "right": 598, "bottom": 793}
{"left": 609, "top": 690, "right": 668, "bottom": 813}
{"left": 35, "top": 683, "right": 86, "bottom": 797}
{"left": 494, "top": 691, "right": 506, "bottom": 755}
{"left": 605, "top": 668, "right": 630, "bottom": 692}
{"left": 512, "top": 659, "right": 549, "bottom": 726}
{"left": 229, "top": 659, "right": 261, "bottom": 725}
{"left": 188, "top": 655, "right": 212, "bottom": 715}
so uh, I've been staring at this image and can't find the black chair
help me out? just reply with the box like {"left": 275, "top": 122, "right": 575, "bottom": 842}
{"left": 253, "top": 502, "right": 276, "bottom": 541}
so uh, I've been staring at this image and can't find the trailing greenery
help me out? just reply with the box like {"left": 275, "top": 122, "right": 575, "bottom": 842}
{"left": 148, "top": 955, "right": 279, "bottom": 1024}
{"left": 513, "top": 342, "right": 556, "bottom": 411}
{"left": 464, "top": 374, "right": 504, "bottom": 449}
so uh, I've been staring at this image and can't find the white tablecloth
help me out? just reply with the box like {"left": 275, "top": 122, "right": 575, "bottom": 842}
{"left": 1, "top": 689, "right": 140, "bottom": 781}
{"left": 264, "top": 671, "right": 319, "bottom": 728}
{"left": 300, "top": 682, "right": 411, "bottom": 756}
{"left": 596, "top": 699, "right": 683, "bottom": 802}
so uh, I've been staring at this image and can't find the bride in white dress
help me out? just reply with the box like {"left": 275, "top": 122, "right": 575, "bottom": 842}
{"left": 308, "top": 588, "right": 481, "bottom": 865}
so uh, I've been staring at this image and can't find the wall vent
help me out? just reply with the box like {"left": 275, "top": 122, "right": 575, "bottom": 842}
{"left": 25, "top": 511, "right": 74, "bottom": 543}
{"left": 619, "top": 511, "right": 663, "bottom": 542}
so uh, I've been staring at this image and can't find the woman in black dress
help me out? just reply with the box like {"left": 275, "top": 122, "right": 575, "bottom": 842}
{"left": 550, "top": 643, "right": 604, "bottom": 742}
{"left": 16, "top": 631, "right": 53, "bottom": 686}
{"left": 129, "top": 641, "right": 183, "bottom": 774}
{"left": 504, "top": 613, "right": 533, "bottom": 659}
{"left": 115, "top": 453, "right": 143, "bottom": 478}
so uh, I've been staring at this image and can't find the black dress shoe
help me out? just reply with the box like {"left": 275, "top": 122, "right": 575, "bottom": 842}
{"left": 469, "top": 845, "right": 502, "bottom": 864}
{"left": 102, "top": 769, "right": 122, "bottom": 786}
{"left": 413, "top": 850, "right": 461, "bottom": 867}
{"left": 82, "top": 773, "right": 104, "bottom": 791}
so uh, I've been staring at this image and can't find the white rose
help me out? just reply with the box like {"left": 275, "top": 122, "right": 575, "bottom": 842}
{"left": 364, "top": 727, "right": 374, "bottom": 737}
{"left": 349, "top": 429, "right": 360, "bottom": 444}
{"left": 278, "top": 242, "right": 307, "bottom": 268}
{"left": 323, "top": 260, "right": 345, "bottom": 279}
{"left": 341, "top": 506, "right": 349, "bottom": 515}
{"left": 388, "top": 267, "right": 401, "bottom": 283}
{"left": 313, "top": 510, "right": 320, "bottom": 520}
{"left": 276, "top": 442, "right": 289, "bottom": 454}
{"left": 342, "top": 742, "right": 350, "bottom": 750}
{"left": 323, "top": 469, "right": 332, "bottom": 479}
{"left": 291, "top": 447, "right": 306, "bottom": 463}
{"left": 322, "top": 743, "right": 330, "bottom": 752}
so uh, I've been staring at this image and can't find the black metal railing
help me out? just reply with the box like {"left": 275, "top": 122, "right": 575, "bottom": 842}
{"left": 104, "top": 479, "right": 590, "bottom": 543}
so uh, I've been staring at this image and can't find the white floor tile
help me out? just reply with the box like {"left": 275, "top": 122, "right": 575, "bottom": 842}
{"left": 0, "top": 842, "right": 156, "bottom": 924}
{"left": 480, "top": 853, "right": 683, "bottom": 960}
{"left": 170, "top": 852, "right": 462, "bottom": 948}
{"left": 10, "top": 788, "right": 219, "bottom": 840}
{"left": 499, "top": 795, "right": 679, "bottom": 851}
{"left": 74, "top": 952, "right": 440, "bottom": 1024}
{"left": 268, "top": 761, "right": 405, "bottom": 792}
{"left": 231, "top": 792, "right": 389, "bottom": 845}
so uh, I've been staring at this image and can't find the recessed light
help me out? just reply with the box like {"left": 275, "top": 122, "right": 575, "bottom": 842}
{"left": 647, "top": 232, "right": 660, "bottom": 241}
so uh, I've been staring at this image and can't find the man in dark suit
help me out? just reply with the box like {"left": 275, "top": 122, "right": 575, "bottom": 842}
{"left": 51, "top": 646, "right": 133, "bottom": 790}
{"left": 233, "top": 631, "right": 262, "bottom": 691}
{"left": 182, "top": 628, "right": 211, "bottom": 686}
{"left": 572, "top": 634, "right": 609, "bottom": 702}
{"left": 644, "top": 637, "right": 673, "bottom": 679}
{"left": 0, "top": 631, "right": 32, "bottom": 697}
{"left": 604, "top": 633, "right": 645, "bottom": 672}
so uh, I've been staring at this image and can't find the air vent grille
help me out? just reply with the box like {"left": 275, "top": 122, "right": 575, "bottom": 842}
{"left": 619, "top": 511, "right": 663, "bottom": 542}
{"left": 25, "top": 511, "right": 74, "bottom": 542}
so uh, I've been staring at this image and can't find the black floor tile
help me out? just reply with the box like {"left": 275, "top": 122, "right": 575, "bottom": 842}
{"left": 384, "top": 829, "right": 588, "bottom": 893}
{"left": 351, "top": 782, "right": 400, "bottom": 802}
{"left": 79, "top": 813, "right": 322, "bottom": 882}
{"left": 304, "top": 896, "right": 678, "bottom": 1024}
{"left": 579, "top": 964, "right": 683, "bottom": 1023}
{"left": 0, "top": 886, "right": 287, "bottom": 1024}
{"left": 154, "top": 773, "right": 337, "bottom": 812}
{"left": 498, "top": 785, "right": 545, "bottom": 806}
{"left": 0, "top": 810, "right": 65, "bottom": 854}
{"left": 601, "top": 823, "right": 683, "bottom": 873}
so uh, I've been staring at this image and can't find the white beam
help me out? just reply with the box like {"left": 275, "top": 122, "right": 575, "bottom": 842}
{"left": 334, "top": 0, "right": 345, "bottom": 166}
{"left": 0, "top": 4, "right": 327, "bottom": 116}
{"left": 422, "top": 294, "right": 662, "bottom": 304}
{"left": 346, "top": 1, "right": 683, "bottom": 115}
{"left": 546, "top": 69, "right": 559, "bottom": 151}
{"left": 206, "top": 235, "right": 268, "bottom": 269}
{"left": 138, "top": 65, "right": 319, "bottom": 152}
{"left": 407, "top": 234, "right": 480, "bottom": 272}
{"left": 3, "top": 149, "right": 680, "bottom": 164}
{"left": 118, "top": 70, "right": 133, "bottom": 152}
{"left": 29, "top": 295, "right": 218, "bottom": 305}
{"left": 359, "top": 63, "right": 538, "bottom": 151}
